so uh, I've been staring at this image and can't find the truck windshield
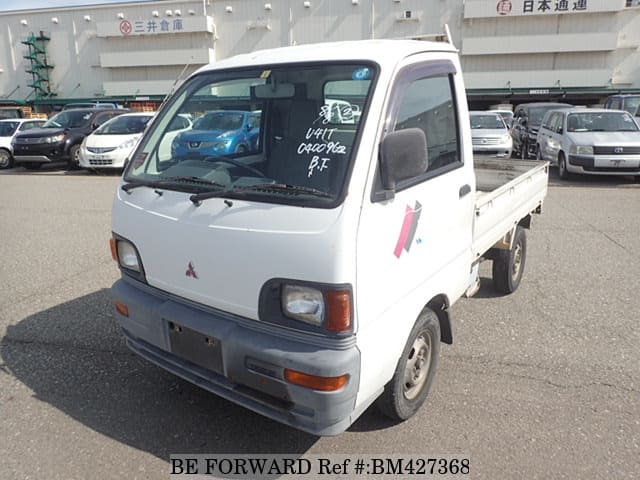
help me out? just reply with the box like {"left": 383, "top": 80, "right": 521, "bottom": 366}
{"left": 123, "top": 63, "right": 376, "bottom": 206}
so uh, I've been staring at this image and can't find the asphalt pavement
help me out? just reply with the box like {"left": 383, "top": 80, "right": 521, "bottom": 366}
{"left": 0, "top": 165, "right": 638, "bottom": 479}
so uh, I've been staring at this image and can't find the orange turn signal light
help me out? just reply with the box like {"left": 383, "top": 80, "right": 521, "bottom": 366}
{"left": 114, "top": 301, "right": 129, "bottom": 317}
{"left": 326, "top": 290, "right": 352, "bottom": 332}
{"left": 109, "top": 238, "right": 118, "bottom": 262}
{"left": 284, "top": 369, "right": 349, "bottom": 392}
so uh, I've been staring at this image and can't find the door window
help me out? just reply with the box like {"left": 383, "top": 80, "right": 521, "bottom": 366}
{"left": 393, "top": 75, "right": 459, "bottom": 175}
{"left": 608, "top": 98, "right": 621, "bottom": 110}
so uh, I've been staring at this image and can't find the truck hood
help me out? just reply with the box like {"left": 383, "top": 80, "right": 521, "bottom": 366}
{"left": 112, "top": 187, "right": 348, "bottom": 320}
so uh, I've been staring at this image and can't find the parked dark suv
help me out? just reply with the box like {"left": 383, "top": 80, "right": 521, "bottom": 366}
{"left": 511, "top": 102, "right": 571, "bottom": 159}
{"left": 12, "top": 108, "right": 126, "bottom": 170}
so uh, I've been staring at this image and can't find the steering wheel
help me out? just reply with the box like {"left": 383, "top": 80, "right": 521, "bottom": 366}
{"left": 203, "top": 156, "right": 266, "bottom": 178}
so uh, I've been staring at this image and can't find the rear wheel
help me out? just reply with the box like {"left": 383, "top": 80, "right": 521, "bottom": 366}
{"left": 376, "top": 309, "right": 440, "bottom": 421}
{"left": 558, "top": 152, "right": 570, "bottom": 180}
{"left": 492, "top": 226, "right": 527, "bottom": 294}
{"left": 0, "top": 148, "right": 12, "bottom": 169}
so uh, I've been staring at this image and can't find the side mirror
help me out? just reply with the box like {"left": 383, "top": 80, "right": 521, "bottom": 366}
{"left": 379, "top": 128, "right": 428, "bottom": 199}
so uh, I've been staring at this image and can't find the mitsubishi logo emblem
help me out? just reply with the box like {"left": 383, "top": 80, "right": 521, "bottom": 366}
{"left": 185, "top": 261, "right": 198, "bottom": 279}
{"left": 614, "top": 147, "right": 623, "bottom": 154}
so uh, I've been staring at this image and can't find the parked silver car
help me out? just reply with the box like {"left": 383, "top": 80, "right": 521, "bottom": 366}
{"left": 536, "top": 108, "right": 640, "bottom": 180}
{"left": 469, "top": 111, "right": 512, "bottom": 158}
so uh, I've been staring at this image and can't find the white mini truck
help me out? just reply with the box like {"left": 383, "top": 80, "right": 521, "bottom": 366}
{"left": 110, "top": 37, "right": 549, "bottom": 435}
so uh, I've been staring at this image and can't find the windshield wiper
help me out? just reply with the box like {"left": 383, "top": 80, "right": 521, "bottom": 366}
{"left": 189, "top": 182, "right": 333, "bottom": 205}
{"left": 121, "top": 176, "right": 227, "bottom": 193}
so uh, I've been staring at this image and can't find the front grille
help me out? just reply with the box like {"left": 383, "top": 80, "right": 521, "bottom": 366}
{"left": 14, "top": 137, "right": 43, "bottom": 144}
{"left": 87, "top": 146, "right": 116, "bottom": 153}
{"left": 88, "top": 158, "right": 114, "bottom": 166}
{"left": 593, "top": 146, "right": 640, "bottom": 155}
{"left": 472, "top": 137, "right": 503, "bottom": 146}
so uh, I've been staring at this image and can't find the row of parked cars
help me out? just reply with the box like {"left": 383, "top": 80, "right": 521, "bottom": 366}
{"left": 0, "top": 106, "right": 268, "bottom": 172}
{"left": 470, "top": 95, "right": 640, "bottom": 180}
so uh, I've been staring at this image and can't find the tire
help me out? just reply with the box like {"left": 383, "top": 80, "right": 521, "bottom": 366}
{"left": 492, "top": 226, "right": 527, "bottom": 294}
{"left": 0, "top": 148, "right": 13, "bottom": 169}
{"left": 235, "top": 144, "right": 247, "bottom": 154}
{"left": 557, "top": 152, "right": 570, "bottom": 180}
{"left": 376, "top": 309, "right": 440, "bottom": 421}
{"left": 68, "top": 144, "right": 81, "bottom": 169}
{"left": 23, "top": 163, "right": 42, "bottom": 170}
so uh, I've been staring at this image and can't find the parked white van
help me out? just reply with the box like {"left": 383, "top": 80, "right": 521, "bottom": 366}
{"left": 110, "top": 36, "right": 549, "bottom": 435}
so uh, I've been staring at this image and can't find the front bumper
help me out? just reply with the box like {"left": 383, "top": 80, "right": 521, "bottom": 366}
{"left": 111, "top": 277, "right": 360, "bottom": 436}
{"left": 472, "top": 145, "right": 512, "bottom": 158}
{"left": 13, "top": 142, "right": 68, "bottom": 163}
{"left": 80, "top": 148, "right": 128, "bottom": 169}
{"left": 568, "top": 155, "right": 640, "bottom": 175}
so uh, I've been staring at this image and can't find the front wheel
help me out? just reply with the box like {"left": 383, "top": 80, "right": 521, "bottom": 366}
{"left": 558, "top": 152, "right": 570, "bottom": 180}
{"left": 0, "top": 148, "right": 13, "bottom": 169}
{"left": 492, "top": 226, "right": 527, "bottom": 294}
{"left": 376, "top": 309, "right": 440, "bottom": 421}
{"left": 68, "top": 144, "right": 81, "bottom": 170}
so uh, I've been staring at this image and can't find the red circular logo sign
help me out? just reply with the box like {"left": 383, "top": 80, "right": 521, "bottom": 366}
{"left": 496, "top": 0, "right": 513, "bottom": 15}
{"left": 119, "top": 19, "right": 132, "bottom": 35}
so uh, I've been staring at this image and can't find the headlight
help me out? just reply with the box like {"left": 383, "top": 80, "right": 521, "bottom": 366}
{"left": 500, "top": 134, "right": 511, "bottom": 143}
{"left": 118, "top": 137, "right": 139, "bottom": 150}
{"left": 45, "top": 134, "right": 65, "bottom": 143}
{"left": 282, "top": 285, "right": 324, "bottom": 326}
{"left": 110, "top": 238, "right": 142, "bottom": 273}
{"left": 571, "top": 145, "right": 593, "bottom": 155}
{"left": 281, "top": 284, "right": 352, "bottom": 332}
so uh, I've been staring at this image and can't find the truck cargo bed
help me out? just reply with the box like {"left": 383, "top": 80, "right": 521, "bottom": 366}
{"left": 472, "top": 158, "right": 549, "bottom": 258}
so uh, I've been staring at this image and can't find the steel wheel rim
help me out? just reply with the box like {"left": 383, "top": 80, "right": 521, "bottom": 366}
{"left": 403, "top": 332, "right": 432, "bottom": 400}
{"left": 0, "top": 150, "right": 9, "bottom": 168}
{"left": 73, "top": 148, "right": 81, "bottom": 165}
{"left": 512, "top": 241, "right": 523, "bottom": 281}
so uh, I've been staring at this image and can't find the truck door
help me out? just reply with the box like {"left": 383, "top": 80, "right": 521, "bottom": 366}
{"left": 355, "top": 57, "right": 475, "bottom": 399}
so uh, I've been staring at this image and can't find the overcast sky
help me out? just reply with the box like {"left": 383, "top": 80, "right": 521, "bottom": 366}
{"left": 0, "top": 1, "right": 156, "bottom": 13}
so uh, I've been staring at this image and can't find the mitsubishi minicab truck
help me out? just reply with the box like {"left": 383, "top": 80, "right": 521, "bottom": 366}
{"left": 110, "top": 36, "right": 549, "bottom": 435}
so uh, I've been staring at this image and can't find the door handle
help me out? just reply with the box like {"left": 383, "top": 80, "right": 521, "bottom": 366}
{"left": 459, "top": 184, "right": 471, "bottom": 198}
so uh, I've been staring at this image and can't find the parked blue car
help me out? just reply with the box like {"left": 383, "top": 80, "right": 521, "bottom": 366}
{"left": 172, "top": 110, "right": 261, "bottom": 160}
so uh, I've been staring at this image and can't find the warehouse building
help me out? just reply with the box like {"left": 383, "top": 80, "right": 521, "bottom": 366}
{"left": 1, "top": 0, "right": 639, "bottom": 113}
